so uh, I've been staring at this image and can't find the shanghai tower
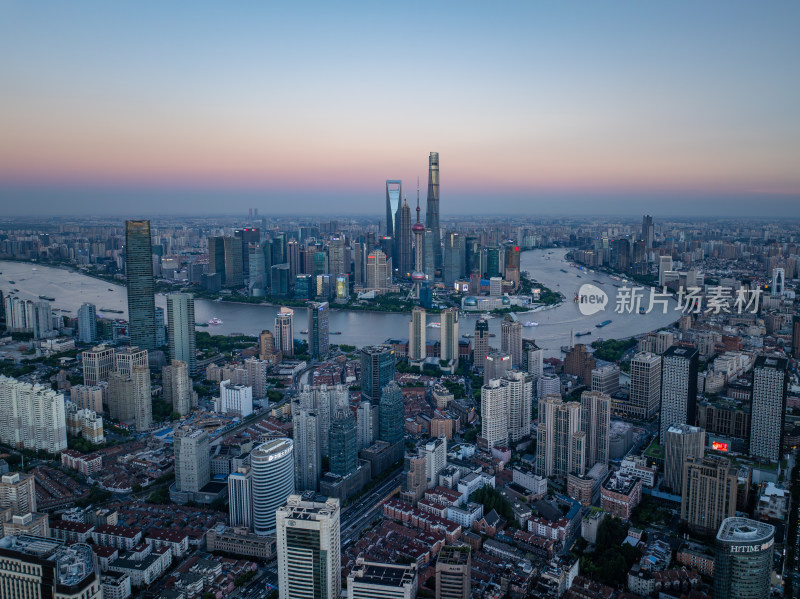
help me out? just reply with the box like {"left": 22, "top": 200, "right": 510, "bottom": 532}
{"left": 125, "top": 220, "right": 157, "bottom": 350}
{"left": 425, "top": 152, "right": 442, "bottom": 273}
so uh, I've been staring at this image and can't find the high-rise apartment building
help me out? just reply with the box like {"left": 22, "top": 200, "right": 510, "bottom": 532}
{"left": 537, "top": 374, "right": 561, "bottom": 398}
{"left": 0, "top": 375, "right": 67, "bottom": 454}
{"left": 505, "top": 370, "right": 533, "bottom": 443}
{"left": 664, "top": 424, "right": 705, "bottom": 494}
{"left": 296, "top": 384, "right": 347, "bottom": 457}
{"left": 275, "top": 307, "right": 294, "bottom": 357}
{"left": 108, "top": 372, "right": 134, "bottom": 423}
{"left": 409, "top": 307, "right": 426, "bottom": 362}
{"left": 0, "top": 472, "right": 37, "bottom": 515}
{"left": 173, "top": 426, "right": 210, "bottom": 495}
{"left": 440, "top": 308, "right": 459, "bottom": 365}
{"left": 163, "top": 360, "right": 193, "bottom": 417}
{"left": 77, "top": 303, "right": 97, "bottom": 344}
{"left": 70, "top": 384, "right": 105, "bottom": 413}
{"left": 423, "top": 437, "right": 447, "bottom": 489}
{"left": 379, "top": 382, "right": 405, "bottom": 445}
{"left": 276, "top": 495, "right": 341, "bottom": 599}
{"left": 435, "top": 546, "right": 471, "bottom": 599}
{"left": 108, "top": 347, "right": 148, "bottom": 424}
{"left": 114, "top": 346, "right": 148, "bottom": 376}
{"left": 329, "top": 407, "right": 358, "bottom": 477}
{"left": 251, "top": 439, "right": 295, "bottom": 536}
{"left": 483, "top": 352, "right": 512, "bottom": 383}
{"left": 473, "top": 318, "right": 490, "bottom": 370}
{"left": 131, "top": 365, "right": 152, "bottom": 431}
{"left": 166, "top": 292, "right": 196, "bottom": 375}
{"left": 0, "top": 536, "right": 101, "bottom": 599}
{"left": 537, "top": 395, "right": 585, "bottom": 479}
{"left": 750, "top": 356, "right": 788, "bottom": 462}
{"left": 628, "top": 352, "right": 662, "bottom": 419}
{"left": 82, "top": 344, "right": 115, "bottom": 387}
{"left": 680, "top": 455, "right": 737, "bottom": 535}
{"left": 500, "top": 316, "right": 523, "bottom": 369}
{"left": 360, "top": 345, "right": 396, "bottom": 403}
{"left": 523, "top": 343, "right": 543, "bottom": 384}
{"left": 308, "top": 302, "right": 330, "bottom": 360}
{"left": 425, "top": 152, "right": 442, "bottom": 273}
{"left": 2, "top": 296, "right": 53, "bottom": 339}
{"left": 293, "top": 406, "right": 322, "bottom": 491}
{"left": 580, "top": 390, "right": 611, "bottom": 468}
{"left": 659, "top": 346, "right": 699, "bottom": 443}
{"left": 125, "top": 220, "right": 156, "bottom": 350}
{"left": 714, "top": 518, "right": 775, "bottom": 599}
{"left": 356, "top": 400, "right": 378, "bottom": 451}
{"left": 481, "top": 379, "right": 509, "bottom": 449}
{"left": 228, "top": 467, "right": 252, "bottom": 530}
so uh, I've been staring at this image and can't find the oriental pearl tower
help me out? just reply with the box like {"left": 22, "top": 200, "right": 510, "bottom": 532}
{"left": 410, "top": 183, "right": 426, "bottom": 300}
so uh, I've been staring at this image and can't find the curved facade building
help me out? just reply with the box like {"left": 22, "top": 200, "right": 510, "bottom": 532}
{"left": 714, "top": 517, "right": 774, "bottom": 599}
{"left": 251, "top": 439, "right": 295, "bottom": 536}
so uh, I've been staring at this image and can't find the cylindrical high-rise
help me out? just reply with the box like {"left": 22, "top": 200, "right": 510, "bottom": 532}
{"left": 425, "top": 152, "right": 441, "bottom": 273}
{"left": 714, "top": 517, "right": 774, "bottom": 599}
{"left": 125, "top": 220, "right": 156, "bottom": 350}
{"left": 251, "top": 439, "right": 295, "bottom": 535}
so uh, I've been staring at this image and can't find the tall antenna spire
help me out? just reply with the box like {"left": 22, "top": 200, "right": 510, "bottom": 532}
{"left": 416, "top": 176, "right": 421, "bottom": 221}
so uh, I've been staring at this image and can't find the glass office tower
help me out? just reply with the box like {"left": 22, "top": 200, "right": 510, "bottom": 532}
{"left": 125, "top": 220, "right": 156, "bottom": 350}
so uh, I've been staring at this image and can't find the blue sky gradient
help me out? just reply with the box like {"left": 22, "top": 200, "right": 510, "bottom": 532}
{"left": 1, "top": 1, "right": 798, "bottom": 215}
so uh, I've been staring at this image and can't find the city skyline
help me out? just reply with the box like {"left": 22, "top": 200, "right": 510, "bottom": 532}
{"left": 0, "top": 2, "right": 799, "bottom": 216}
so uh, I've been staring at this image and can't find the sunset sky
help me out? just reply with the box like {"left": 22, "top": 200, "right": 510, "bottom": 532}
{"left": 1, "top": 1, "right": 798, "bottom": 216}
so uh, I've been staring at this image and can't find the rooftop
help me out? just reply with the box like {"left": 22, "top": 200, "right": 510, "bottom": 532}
{"left": 0, "top": 535, "right": 95, "bottom": 587}
{"left": 278, "top": 494, "right": 339, "bottom": 521}
{"left": 351, "top": 560, "right": 416, "bottom": 588}
{"left": 437, "top": 545, "right": 470, "bottom": 565}
{"left": 717, "top": 517, "right": 775, "bottom": 543}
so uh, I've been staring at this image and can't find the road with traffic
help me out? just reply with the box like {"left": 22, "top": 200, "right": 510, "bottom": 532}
{"left": 340, "top": 468, "right": 403, "bottom": 548}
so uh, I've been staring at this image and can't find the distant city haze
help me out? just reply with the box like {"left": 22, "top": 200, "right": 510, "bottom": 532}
{"left": 1, "top": 2, "right": 798, "bottom": 216}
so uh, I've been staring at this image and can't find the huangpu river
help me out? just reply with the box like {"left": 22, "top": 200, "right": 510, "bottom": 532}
{"left": 1, "top": 249, "right": 678, "bottom": 357}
